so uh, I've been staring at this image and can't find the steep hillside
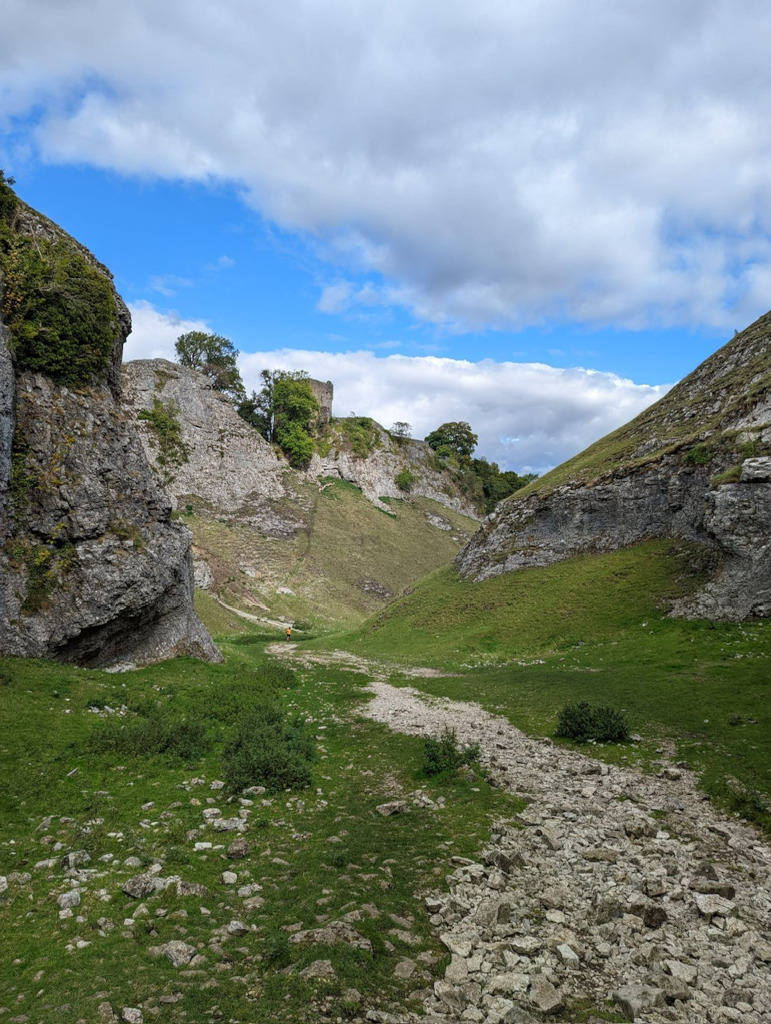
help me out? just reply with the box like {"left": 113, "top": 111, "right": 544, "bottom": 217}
{"left": 0, "top": 184, "right": 218, "bottom": 667}
{"left": 457, "top": 315, "right": 771, "bottom": 621}
{"left": 122, "top": 360, "right": 479, "bottom": 629}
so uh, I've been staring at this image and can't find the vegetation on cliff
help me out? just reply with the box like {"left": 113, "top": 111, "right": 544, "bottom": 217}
{"left": 238, "top": 368, "right": 319, "bottom": 467}
{"left": 0, "top": 171, "right": 119, "bottom": 388}
{"left": 512, "top": 314, "right": 771, "bottom": 498}
{"left": 174, "top": 331, "right": 246, "bottom": 400}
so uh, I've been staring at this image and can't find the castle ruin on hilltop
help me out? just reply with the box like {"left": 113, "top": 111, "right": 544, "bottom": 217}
{"left": 309, "top": 378, "right": 333, "bottom": 425}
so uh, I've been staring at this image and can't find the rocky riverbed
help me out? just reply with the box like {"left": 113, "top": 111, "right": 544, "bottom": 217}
{"left": 358, "top": 679, "right": 771, "bottom": 1024}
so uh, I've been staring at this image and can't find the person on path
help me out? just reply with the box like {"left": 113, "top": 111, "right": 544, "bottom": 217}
{"left": 285, "top": 626, "right": 292, "bottom": 641}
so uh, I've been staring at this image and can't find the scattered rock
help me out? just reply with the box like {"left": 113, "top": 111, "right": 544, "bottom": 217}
{"left": 122, "top": 874, "right": 159, "bottom": 899}
{"left": 227, "top": 838, "right": 250, "bottom": 859}
{"left": 299, "top": 959, "right": 337, "bottom": 979}
{"left": 376, "top": 800, "right": 409, "bottom": 816}
{"left": 529, "top": 974, "right": 563, "bottom": 1014}
{"left": 149, "top": 940, "right": 198, "bottom": 967}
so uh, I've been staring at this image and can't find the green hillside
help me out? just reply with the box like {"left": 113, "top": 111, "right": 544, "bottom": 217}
{"left": 516, "top": 313, "right": 771, "bottom": 497}
{"left": 328, "top": 540, "right": 770, "bottom": 828}
{"left": 190, "top": 478, "right": 478, "bottom": 633}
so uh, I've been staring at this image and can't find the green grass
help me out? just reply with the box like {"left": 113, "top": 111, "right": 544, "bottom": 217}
{"left": 513, "top": 313, "right": 771, "bottom": 498}
{"left": 0, "top": 643, "right": 518, "bottom": 1023}
{"left": 324, "top": 540, "right": 771, "bottom": 830}
{"left": 343, "top": 540, "right": 710, "bottom": 666}
{"left": 189, "top": 480, "right": 477, "bottom": 632}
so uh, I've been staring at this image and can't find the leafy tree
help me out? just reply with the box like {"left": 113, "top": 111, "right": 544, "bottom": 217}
{"left": 239, "top": 368, "right": 319, "bottom": 468}
{"left": 239, "top": 369, "right": 316, "bottom": 442}
{"left": 391, "top": 421, "right": 412, "bottom": 444}
{"left": 395, "top": 467, "right": 416, "bottom": 493}
{"left": 174, "top": 331, "right": 245, "bottom": 401}
{"left": 471, "top": 458, "right": 538, "bottom": 513}
{"left": 425, "top": 421, "right": 479, "bottom": 461}
{"left": 276, "top": 420, "right": 316, "bottom": 468}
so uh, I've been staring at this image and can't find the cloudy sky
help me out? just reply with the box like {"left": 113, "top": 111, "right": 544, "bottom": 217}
{"left": 2, "top": 0, "right": 769, "bottom": 473}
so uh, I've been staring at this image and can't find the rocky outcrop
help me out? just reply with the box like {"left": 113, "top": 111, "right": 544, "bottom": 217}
{"left": 122, "top": 360, "right": 480, "bottom": 522}
{"left": 458, "top": 318, "right": 771, "bottom": 621}
{"left": 0, "top": 198, "right": 220, "bottom": 667}
{"left": 122, "top": 360, "right": 292, "bottom": 533}
{"left": 307, "top": 433, "right": 480, "bottom": 519}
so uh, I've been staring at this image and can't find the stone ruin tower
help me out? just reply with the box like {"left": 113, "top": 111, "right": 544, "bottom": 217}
{"left": 309, "top": 379, "right": 333, "bottom": 426}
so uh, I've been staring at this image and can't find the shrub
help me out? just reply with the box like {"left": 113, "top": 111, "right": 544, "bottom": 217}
{"left": 423, "top": 727, "right": 481, "bottom": 776}
{"left": 1, "top": 222, "right": 119, "bottom": 387}
{"left": 275, "top": 420, "right": 315, "bottom": 468}
{"left": 342, "top": 416, "right": 380, "bottom": 457}
{"left": 91, "top": 710, "right": 210, "bottom": 760}
{"left": 555, "top": 701, "right": 630, "bottom": 743}
{"left": 138, "top": 397, "right": 189, "bottom": 470}
{"left": 683, "top": 444, "right": 713, "bottom": 466}
{"left": 223, "top": 703, "right": 316, "bottom": 793}
{"left": 395, "top": 467, "right": 416, "bottom": 493}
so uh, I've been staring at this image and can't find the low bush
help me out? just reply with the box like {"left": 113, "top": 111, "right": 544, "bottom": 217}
{"left": 423, "top": 727, "right": 480, "bottom": 776}
{"left": 223, "top": 703, "right": 316, "bottom": 793}
{"left": 555, "top": 701, "right": 630, "bottom": 743}
{"left": 91, "top": 709, "right": 210, "bottom": 760}
{"left": 342, "top": 416, "right": 380, "bottom": 457}
{"left": 395, "top": 468, "right": 416, "bottom": 493}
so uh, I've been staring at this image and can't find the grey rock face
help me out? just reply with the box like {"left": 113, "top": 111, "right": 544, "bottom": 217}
{"left": 307, "top": 434, "right": 480, "bottom": 518}
{"left": 123, "top": 359, "right": 480, "bottom": 522}
{"left": 0, "top": 209, "right": 219, "bottom": 668}
{"left": 122, "top": 359, "right": 289, "bottom": 525}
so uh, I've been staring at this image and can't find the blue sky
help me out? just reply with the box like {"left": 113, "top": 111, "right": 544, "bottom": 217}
{"left": 3, "top": 1, "right": 769, "bottom": 472}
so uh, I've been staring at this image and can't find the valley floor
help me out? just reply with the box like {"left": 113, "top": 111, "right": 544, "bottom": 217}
{"left": 272, "top": 645, "right": 771, "bottom": 1024}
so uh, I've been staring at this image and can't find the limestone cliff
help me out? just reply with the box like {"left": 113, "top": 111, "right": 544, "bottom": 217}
{"left": 0, "top": 189, "right": 220, "bottom": 667}
{"left": 122, "top": 359, "right": 293, "bottom": 534}
{"left": 306, "top": 426, "right": 480, "bottom": 518}
{"left": 121, "top": 360, "right": 480, "bottom": 628}
{"left": 457, "top": 314, "right": 771, "bottom": 621}
{"left": 122, "top": 359, "right": 480, "bottom": 522}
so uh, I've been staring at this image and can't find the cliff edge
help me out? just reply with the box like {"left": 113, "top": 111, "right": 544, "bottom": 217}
{"left": 0, "top": 182, "right": 220, "bottom": 667}
{"left": 457, "top": 314, "right": 771, "bottom": 621}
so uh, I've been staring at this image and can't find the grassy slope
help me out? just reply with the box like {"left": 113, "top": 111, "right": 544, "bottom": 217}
{"left": 331, "top": 540, "right": 771, "bottom": 827}
{"left": 189, "top": 479, "right": 477, "bottom": 631}
{"left": 515, "top": 313, "right": 771, "bottom": 497}
{"left": 0, "top": 644, "right": 519, "bottom": 1024}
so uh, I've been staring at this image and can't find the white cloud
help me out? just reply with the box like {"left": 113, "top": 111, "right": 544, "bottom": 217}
{"left": 123, "top": 301, "right": 211, "bottom": 361}
{"left": 4, "top": 2, "right": 771, "bottom": 331}
{"left": 239, "top": 348, "right": 669, "bottom": 475}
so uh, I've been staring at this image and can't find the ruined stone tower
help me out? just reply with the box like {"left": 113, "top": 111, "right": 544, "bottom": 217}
{"left": 309, "top": 379, "right": 333, "bottom": 425}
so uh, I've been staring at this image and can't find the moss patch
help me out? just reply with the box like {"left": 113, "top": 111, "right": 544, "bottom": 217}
{"left": 0, "top": 178, "right": 119, "bottom": 388}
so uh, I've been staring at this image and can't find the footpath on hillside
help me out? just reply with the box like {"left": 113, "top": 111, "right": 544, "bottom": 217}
{"left": 267, "top": 644, "right": 771, "bottom": 1024}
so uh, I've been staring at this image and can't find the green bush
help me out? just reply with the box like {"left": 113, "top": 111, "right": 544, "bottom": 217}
{"left": 555, "top": 701, "right": 630, "bottom": 743}
{"left": 683, "top": 444, "right": 713, "bottom": 466}
{"left": 395, "top": 467, "right": 416, "bottom": 493}
{"left": 138, "top": 397, "right": 189, "bottom": 469}
{"left": 223, "top": 703, "right": 316, "bottom": 793}
{"left": 342, "top": 416, "right": 380, "bottom": 457}
{"left": 423, "top": 727, "right": 481, "bottom": 776}
{"left": 275, "top": 420, "right": 315, "bottom": 468}
{"left": 91, "top": 710, "right": 211, "bottom": 760}
{"left": 1, "top": 233, "right": 118, "bottom": 387}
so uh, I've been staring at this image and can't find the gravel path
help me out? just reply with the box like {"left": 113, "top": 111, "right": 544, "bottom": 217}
{"left": 269, "top": 646, "right": 771, "bottom": 1023}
